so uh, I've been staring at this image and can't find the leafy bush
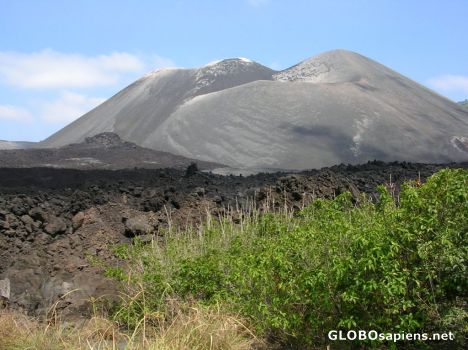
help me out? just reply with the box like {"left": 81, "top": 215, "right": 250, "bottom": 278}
{"left": 110, "top": 169, "right": 467, "bottom": 348}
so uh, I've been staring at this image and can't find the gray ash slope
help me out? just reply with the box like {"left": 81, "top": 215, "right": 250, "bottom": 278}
{"left": 0, "top": 132, "right": 220, "bottom": 170}
{"left": 41, "top": 50, "right": 468, "bottom": 169}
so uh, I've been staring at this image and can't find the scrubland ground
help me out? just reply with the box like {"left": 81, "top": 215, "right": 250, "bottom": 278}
{"left": 0, "top": 165, "right": 467, "bottom": 349}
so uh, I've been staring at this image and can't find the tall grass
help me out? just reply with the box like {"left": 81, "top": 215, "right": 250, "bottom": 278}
{"left": 109, "top": 168, "right": 467, "bottom": 349}
{"left": 0, "top": 304, "right": 258, "bottom": 350}
{"left": 1, "top": 168, "right": 466, "bottom": 349}
{"left": 0, "top": 310, "right": 125, "bottom": 350}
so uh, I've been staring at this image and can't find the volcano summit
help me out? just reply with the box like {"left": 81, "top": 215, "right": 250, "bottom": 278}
{"left": 40, "top": 50, "right": 468, "bottom": 170}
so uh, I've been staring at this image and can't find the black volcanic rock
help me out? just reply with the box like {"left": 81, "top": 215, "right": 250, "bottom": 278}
{"left": 0, "top": 161, "right": 466, "bottom": 317}
{"left": 83, "top": 132, "right": 124, "bottom": 147}
{"left": 44, "top": 215, "right": 67, "bottom": 235}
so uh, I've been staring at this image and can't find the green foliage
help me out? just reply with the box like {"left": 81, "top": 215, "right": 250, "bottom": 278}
{"left": 110, "top": 169, "right": 467, "bottom": 348}
{"left": 459, "top": 99, "right": 468, "bottom": 110}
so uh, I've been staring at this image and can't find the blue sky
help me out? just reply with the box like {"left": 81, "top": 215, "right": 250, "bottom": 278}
{"left": 0, "top": 0, "right": 467, "bottom": 141}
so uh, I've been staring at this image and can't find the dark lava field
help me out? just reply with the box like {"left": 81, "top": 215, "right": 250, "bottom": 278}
{"left": 0, "top": 161, "right": 466, "bottom": 317}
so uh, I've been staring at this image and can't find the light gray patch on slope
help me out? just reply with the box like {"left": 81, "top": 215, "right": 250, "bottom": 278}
{"left": 193, "top": 59, "right": 275, "bottom": 96}
{"left": 451, "top": 136, "right": 468, "bottom": 153}
{"left": 273, "top": 49, "right": 375, "bottom": 83}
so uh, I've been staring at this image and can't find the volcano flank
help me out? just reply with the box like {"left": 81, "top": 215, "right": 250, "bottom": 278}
{"left": 36, "top": 49, "right": 468, "bottom": 170}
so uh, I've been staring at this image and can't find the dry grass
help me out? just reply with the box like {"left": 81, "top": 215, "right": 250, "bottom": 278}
{"left": 0, "top": 310, "right": 65, "bottom": 350}
{"left": 0, "top": 302, "right": 260, "bottom": 350}
{"left": 143, "top": 301, "right": 260, "bottom": 350}
{"left": 0, "top": 310, "right": 123, "bottom": 350}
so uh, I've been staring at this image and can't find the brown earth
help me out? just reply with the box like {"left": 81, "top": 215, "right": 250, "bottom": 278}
{"left": 0, "top": 161, "right": 466, "bottom": 319}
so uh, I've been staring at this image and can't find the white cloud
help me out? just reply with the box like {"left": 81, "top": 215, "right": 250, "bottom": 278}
{"left": 0, "top": 50, "right": 175, "bottom": 89}
{"left": 0, "top": 91, "right": 106, "bottom": 126}
{"left": 247, "top": 0, "right": 269, "bottom": 7}
{"left": 0, "top": 49, "right": 176, "bottom": 140}
{"left": 428, "top": 75, "right": 468, "bottom": 95}
{"left": 0, "top": 105, "right": 33, "bottom": 122}
{"left": 40, "top": 91, "right": 106, "bottom": 123}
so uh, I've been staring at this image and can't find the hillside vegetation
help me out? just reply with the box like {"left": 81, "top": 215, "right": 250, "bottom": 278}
{"left": 109, "top": 168, "right": 467, "bottom": 349}
{"left": 459, "top": 99, "right": 468, "bottom": 110}
{"left": 1, "top": 168, "right": 466, "bottom": 349}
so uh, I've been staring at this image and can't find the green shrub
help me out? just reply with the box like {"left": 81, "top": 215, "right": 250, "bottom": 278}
{"left": 110, "top": 169, "right": 467, "bottom": 348}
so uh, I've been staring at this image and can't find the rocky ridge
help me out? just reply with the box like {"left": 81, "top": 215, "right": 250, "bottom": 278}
{"left": 0, "top": 132, "right": 221, "bottom": 170}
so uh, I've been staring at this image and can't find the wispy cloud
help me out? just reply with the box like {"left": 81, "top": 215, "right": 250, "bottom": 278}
{"left": 247, "top": 0, "right": 269, "bottom": 7}
{"left": 0, "top": 105, "right": 33, "bottom": 122}
{"left": 428, "top": 74, "right": 468, "bottom": 96}
{"left": 0, "top": 50, "right": 175, "bottom": 89}
{"left": 39, "top": 91, "right": 106, "bottom": 123}
{"left": 0, "top": 92, "right": 105, "bottom": 125}
{"left": 0, "top": 49, "right": 176, "bottom": 140}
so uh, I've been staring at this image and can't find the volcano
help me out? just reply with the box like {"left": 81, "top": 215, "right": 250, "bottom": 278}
{"left": 40, "top": 50, "right": 468, "bottom": 170}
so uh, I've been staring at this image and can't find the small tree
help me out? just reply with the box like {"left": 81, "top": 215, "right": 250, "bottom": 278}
{"left": 185, "top": 162, "right": 199, "bottom": 177}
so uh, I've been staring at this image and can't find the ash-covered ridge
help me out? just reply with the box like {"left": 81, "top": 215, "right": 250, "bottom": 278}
{"left": 193, "top": 58, "right": 274, "bottom": 95}
{"left": 0, "top": 132, "right": 221, "bottom": 170}
{"left": 40, "top": 49, "right": 468, "bottom": 170}
{"left": 273, "top": 49, "right": 379, "bottom": 83}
